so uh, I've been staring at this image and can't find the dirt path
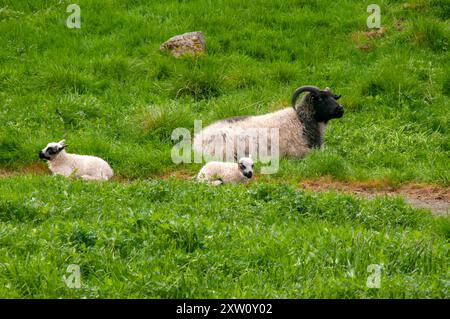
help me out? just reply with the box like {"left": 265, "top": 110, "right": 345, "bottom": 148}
{"left": 1, "top": 167, "right": 449, "bottom": 215}
{"left": 298, "top": 177, "right": 449, "bottom": 216}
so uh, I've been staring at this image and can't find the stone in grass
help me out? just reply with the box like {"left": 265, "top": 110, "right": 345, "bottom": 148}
{"left": 160, "top": 31, "right": 206, "bottom": 58}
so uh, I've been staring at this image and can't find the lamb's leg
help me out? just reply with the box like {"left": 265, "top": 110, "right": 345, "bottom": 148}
{"left": 210, "top": 180, "right": 223, "bottom": 186}
{"left": 80, "top": 175, "right": 102, "bottom": 182}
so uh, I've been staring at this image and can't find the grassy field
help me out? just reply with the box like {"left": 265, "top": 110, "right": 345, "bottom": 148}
{"left": 0, "top": 0, "right": 449, "bottom": 298}
{"left": 1, "top": 176, "right": 449, "bottom": 298}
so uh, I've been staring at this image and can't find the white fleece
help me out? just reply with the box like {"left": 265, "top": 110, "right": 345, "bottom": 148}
{"left": 47, "top": 150, "right": 113, "bottom": 181}
{"left": 197, "top": 161, "right": 249, "bottom": 185}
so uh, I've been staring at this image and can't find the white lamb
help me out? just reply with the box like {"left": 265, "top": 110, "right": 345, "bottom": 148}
{"left": 197, "top": 157, "right": 254, "bottom": 186}
{"left": 38, "top": 140, "right": 113, "bottom": 181}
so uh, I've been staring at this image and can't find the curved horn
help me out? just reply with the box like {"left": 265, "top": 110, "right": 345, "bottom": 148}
{"left": 292, "top": 85, "right": 321, "bottom": 109}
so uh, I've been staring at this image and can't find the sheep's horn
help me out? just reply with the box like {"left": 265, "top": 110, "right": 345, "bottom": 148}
{"left": 292, "top": 85, "right": 321, "bottom": 109}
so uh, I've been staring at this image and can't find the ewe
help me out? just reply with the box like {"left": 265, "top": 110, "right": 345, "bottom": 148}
{"left": 193, "top": 85, "right": 344, "bottom": 160}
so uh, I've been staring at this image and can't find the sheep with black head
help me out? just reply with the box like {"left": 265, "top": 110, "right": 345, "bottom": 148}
{"left": 193, "top": 85, "right": 344, "bottom": 160}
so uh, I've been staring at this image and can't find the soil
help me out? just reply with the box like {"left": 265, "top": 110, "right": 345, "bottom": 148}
{"left": 298, "top": 177, "right": 449, "bottom": 215}
{"left": 0, "top": 163, "right": 48, "bottom": 177}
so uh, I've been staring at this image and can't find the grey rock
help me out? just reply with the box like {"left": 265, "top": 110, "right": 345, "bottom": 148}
{"left": 160, "top": 31, "right": 206, "bottom": 57}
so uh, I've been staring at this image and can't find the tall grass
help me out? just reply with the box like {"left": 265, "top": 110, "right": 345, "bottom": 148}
{"left": 0, "top": 176, "right": 448, "bottom": 298}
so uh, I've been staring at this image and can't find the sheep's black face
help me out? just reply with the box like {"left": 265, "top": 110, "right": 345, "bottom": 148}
{"left": 311, "top": 89, "right": 344, "bottom": 123}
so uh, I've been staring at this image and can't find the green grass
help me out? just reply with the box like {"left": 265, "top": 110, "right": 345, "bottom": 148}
{"left": 0, "top": 0, "right": 449, "bottom": 298}
{"left": 0, "top": 176, "right": 448, "bottom": 298}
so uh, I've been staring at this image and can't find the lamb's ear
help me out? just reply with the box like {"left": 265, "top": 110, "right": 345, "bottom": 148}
{"left": 58, "top": 140, "right": 67, "bottom": 149}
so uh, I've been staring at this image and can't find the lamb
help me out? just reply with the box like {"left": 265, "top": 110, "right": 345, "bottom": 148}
{"left": 193, "top": 85, "right": 344, "bottom": 160}
{"left": 197, "top": 157, "right": 254, "bottom": 186}
{"left": 38, "top": 140, "right": 113, "bottom": 181}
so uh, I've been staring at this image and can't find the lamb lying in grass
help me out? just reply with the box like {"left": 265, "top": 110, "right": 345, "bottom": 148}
{"left": 38, "top": 140, "right": 113, "bottom": 181}
{"left": 197, "top": 157, "right": 254, "bottom": 186}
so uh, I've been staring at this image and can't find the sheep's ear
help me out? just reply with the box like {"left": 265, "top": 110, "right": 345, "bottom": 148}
{"left": 58, "top": 140, "right": 67, "bottom": 148}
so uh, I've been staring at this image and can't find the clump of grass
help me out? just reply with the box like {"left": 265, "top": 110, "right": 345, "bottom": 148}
{"left": 442, "top": 75, "right": 450, "bottom": 96}
{"left": 38, "top": 66, "right": 109, "bottom": 95}
{"left": 361, "top": 80, "right": 386, "bottom": 97}
{"left": 430, "top": 0, "right": 450, "bottom": 20}
{"left": 222, "top": 55, "right": 260, "bottom": 90}
{"left": 151, "top": 59, "right": 172, "bottom": 80}
{"left": 91, "top": 56, "right": 146, "bottom": 83}
{"left": 411, "top": 18, "right": 449, "bottom": 52}
{"left": 170, "top": 57, "right": 224, "bottom": 100}
{"left": 54, "top": 95, "right": 104, "bottom": 130}
{"left": 269, "top": 61, "right": 298, "bottom": 84}
{"left": 298, "top": 151, "right": 352, "bottom": 180}
{"left": 138, "top": 103, "right": 196, "bottom": 142}
{"left": 0, "top": 131, "right": 22, "bottom": 165}
{"left": 0, "top": 6, "right": 24, "bottom": 21}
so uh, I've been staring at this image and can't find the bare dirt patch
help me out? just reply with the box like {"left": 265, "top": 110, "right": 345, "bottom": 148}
{"left": 298, "top": 177, "right": 449, "bottom": 215}
{"left": 364, "top": 27, "right": 387, "bottom": 39}
{"left": 160, "top": 169, "right": 196, "bottom": 181}
{"left": 0, "top": 163, "right": 48, "bottom": 178}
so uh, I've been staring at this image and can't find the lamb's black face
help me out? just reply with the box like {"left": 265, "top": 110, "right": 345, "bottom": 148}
{"left": 38, "top": 150, "right": 51, "bottom": 160}
{"left": 311, "top": 90, "right": 344, "bottom": 123}
{"left": 238, "top": 157, "right": 254, "bottom": 179}
{"left": 38, "top": 141, "right": 66, "bottom": 161}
